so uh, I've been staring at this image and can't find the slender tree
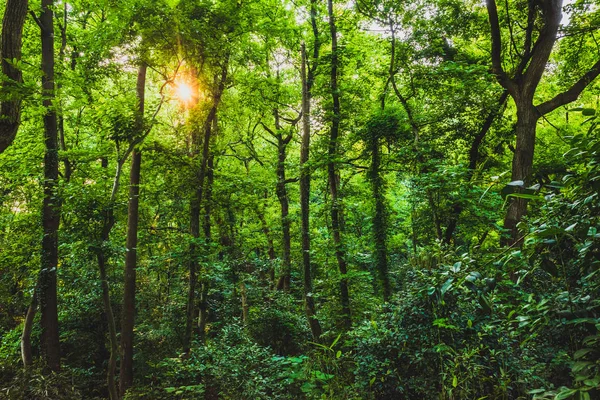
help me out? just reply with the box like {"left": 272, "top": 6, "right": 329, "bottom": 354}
{"left": 327, "top": 0, "right": 351, "bottom": 329}
{"left": 300, "top": 41, "right": 322, "bottom": 339}
{"left": 38, "top": 0, "right": 62, "bottom": 372}
{"left": 120, "top": 62, "right": 147, "bottom": 396}
{"left": 184, "top": 58, "right": 228, "bottom": 352}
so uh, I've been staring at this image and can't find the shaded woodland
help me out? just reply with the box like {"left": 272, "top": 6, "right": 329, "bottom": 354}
{"left": 1, "top": 0, "right": 600, "bottom": 399}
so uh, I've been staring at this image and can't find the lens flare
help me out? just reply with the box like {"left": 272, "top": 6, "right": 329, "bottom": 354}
{"left": 175, "top": 81, "right": 193, "bottom": 104}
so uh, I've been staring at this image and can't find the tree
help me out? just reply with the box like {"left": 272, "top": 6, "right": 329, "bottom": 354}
{"left": 327, "top": 0, "right": 351, "bottom": 329}
{"left": 485, "top": 0, "right": 600, "bottom": 244}
{"left": 0, "top": 0, "right": 28, "bottom": 153}
{"left": 37, "top": 0, "right": 62, "bottom": 372}
{"left": 119, "top": 61, "right": 146, "bottom": 396}
{"left": 300, "top": 40, "right": 322, "bottom": 339}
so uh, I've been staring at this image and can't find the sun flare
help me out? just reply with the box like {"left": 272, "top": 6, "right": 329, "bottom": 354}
{"left": 173, "top": 79, "right": 195, "bottom": 105}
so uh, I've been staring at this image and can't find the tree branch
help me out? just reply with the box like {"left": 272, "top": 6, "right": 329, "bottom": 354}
{"left": 537, "top": 58, "right": 600, "bottom": 115}
{"left": 486, "top": 0, "right": 512, "bottom": 90}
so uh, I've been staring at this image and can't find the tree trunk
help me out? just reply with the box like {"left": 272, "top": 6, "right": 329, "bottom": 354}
{"left": 0, "top": 0, "right": 28, "bottom": 153}
{"left": 119, "top": 62, "right": 146, "bottom": 396}
{"left": 502, "top": 103, "right": 538, "bottom": 245}
{"left": 96, "top": 248, "right": 119, "bottom": 400}
{"left": 275, "top": 132, "right": 291, "bottom": 291}
{"left": 39, "top": 0, "right": 61, "bottom": 372}
{"left": 197, "top": 281, "right": 209, "bottom": 343}
{"left": 327, "top": 0, "right": 351, "bottom": 330}
{"left": 184, "top": 60, "right": 228, "bottom": 352}
{"left": 184, "top": 190, "right": 200, "bottom": 353}
{"left": 240, "top": 282, "right": 248, "bottom": 324}
{"left": 300, "top": 42, "right": 322, "bottom": 340}
{"left": 21, "top": 285, "right": 38, "bottom": 367}
{"left": 94, "top": 157, "right": 126, "bottom": 400}
{"left": 369, "top": 137, "right": 390, "bottom": 301}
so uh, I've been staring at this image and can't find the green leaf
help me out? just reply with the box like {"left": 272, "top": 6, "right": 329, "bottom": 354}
{"left": 555, "top": 388, "right": 578, "bottom": 399}
{"left": 440, "top": 278, "right": 454, "bottom": 295}
{"left": 582, "top": 108, "right": 596, "bottom": 116}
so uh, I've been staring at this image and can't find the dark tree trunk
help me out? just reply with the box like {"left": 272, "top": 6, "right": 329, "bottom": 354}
{"left": 502, "top": 103, "right": 538, "bottom": 245}
{"left": 184, "top": 60, "right": 228, "bottom": 352}
{"left": 0, "top": 0, "right": 28, "bottom": 153}
{"left": 327, "top": 0, "right": 351, "bottom": 330}
{"left": 300, "top": 42, "right": 322, "bottom": 340}
{"left": 39, "top": 0, "right": 62, "bottom": 372}
{"left": 119, "top": 62, "right": 146, "bottom": 396}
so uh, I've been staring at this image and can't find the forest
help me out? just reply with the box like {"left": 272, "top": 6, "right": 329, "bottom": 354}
{"left": 1, "top": 0, "right": 600, "bottom": 398}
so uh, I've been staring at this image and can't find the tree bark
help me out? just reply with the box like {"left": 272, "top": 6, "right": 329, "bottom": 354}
{"left": 300, "top": 42, "right": 322, "bottom": 340}
{"left": 502, "top": 103, "right": 538, "bottom": 245}
{"left": 184, "top": 60, "right": 228, "bottom": 352}
{"left": 119, "top": 62, "right": 146, "bottom": 396}
{"left": 39, "top": 0, "right": 61, "bottom": 372}
{"left": 327, "top": 0, "right": 351, "bottom": 330}
{"left": 21, "top": 284, "right": 38, "bottom": 367}
{"left": 0, "top": 0, "right": 28, "bottom": 153}
{"left": 369, "top": 136, "right": 390, "bottom": 301}
{"left": 486, "top": 0, "right": 600, "bottom": 244}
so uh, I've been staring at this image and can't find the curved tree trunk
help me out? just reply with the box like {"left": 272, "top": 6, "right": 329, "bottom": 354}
{"left": 0, "top": 0, "right": 28, "bottom": 153}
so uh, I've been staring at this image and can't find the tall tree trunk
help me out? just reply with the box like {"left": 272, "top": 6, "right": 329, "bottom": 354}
{"left": 0, "top": 0, "right": 28, "bottom": 153}
{"left": 369, "top": 137, "right": 390, "bottom": 301}
{"left": 502, "top": 103, "right": 538, "bottom": 245}
{"left": 39, "top": 0, "right": 61, "bottom": 372}
{"left": 184, "top": 60, "right": 228, "bottom": 352}
{"left": 119, "top": 62, "right": 146, "bottom": 396}
{"left": 300, "top": 42, "right": 322, "bottom": 340}
{"left": 327, "top": 0, "right": 351, "bottom": 330}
